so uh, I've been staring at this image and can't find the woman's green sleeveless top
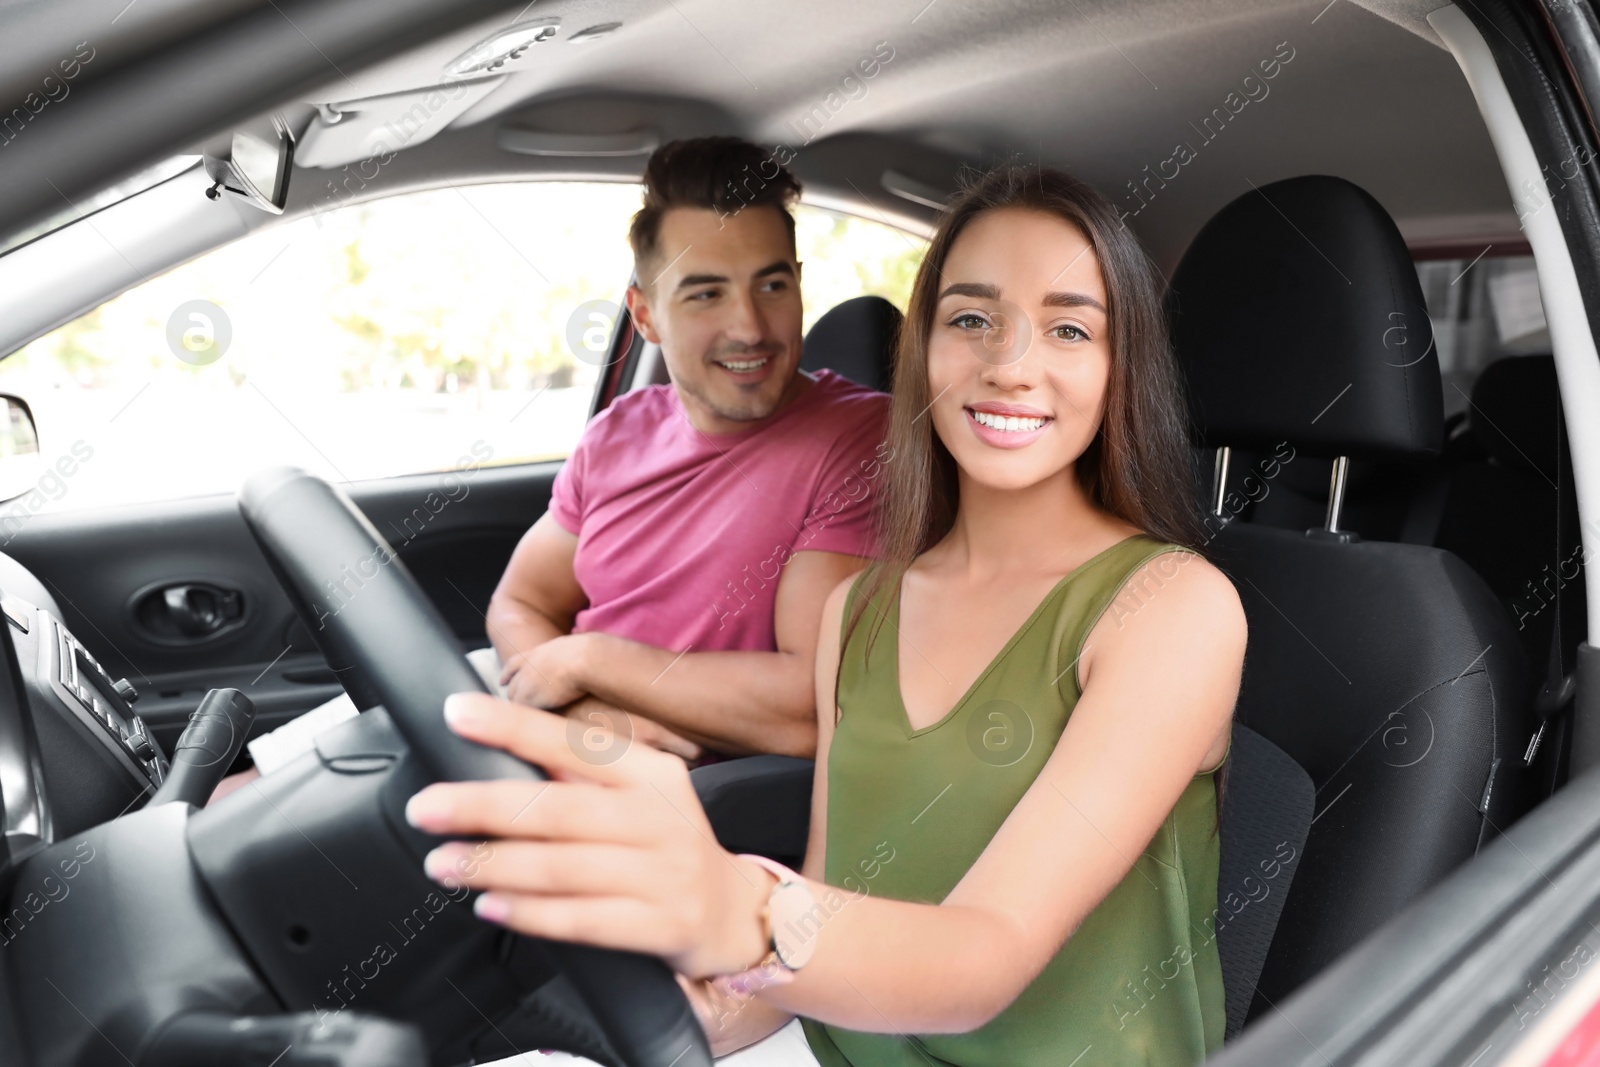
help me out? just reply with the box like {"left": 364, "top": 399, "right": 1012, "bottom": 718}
{"left": 800, "top": 534, "right": 1229, "bottom": 1067}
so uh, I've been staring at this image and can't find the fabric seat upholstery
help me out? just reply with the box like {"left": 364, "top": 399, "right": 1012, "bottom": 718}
{"left": 1216, "top": 723, "right": 1314, "bottom": 1041}
{"left": 1169, "top": 175, "right": 1536, "bottom": 1024}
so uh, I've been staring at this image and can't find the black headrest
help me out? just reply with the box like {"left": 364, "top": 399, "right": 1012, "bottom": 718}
{"left": 1471, "top": 354, "right": 1558, "bottom": 478}
{"left": 801, "top": 295, "right": 901, "bottom": 393}
{"left": 1170, "top": 175, "right": 1443, "bottom": 460}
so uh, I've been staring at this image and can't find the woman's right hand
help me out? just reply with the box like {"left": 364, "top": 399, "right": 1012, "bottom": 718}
{"left": 406, "top": 693, "right": 770, "bottom": 978}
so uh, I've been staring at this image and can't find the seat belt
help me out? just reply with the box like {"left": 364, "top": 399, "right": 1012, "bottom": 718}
{"left": 1523, "top": 400, "right": 1580, "bottom": 783}
{"left": 1398, "top": 471, "right": 1453, "bottom": 546}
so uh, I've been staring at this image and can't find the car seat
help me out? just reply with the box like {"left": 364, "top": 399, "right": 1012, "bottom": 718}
{"left": 1169, "top": 174, "right": 1538, "bottom": 1021}
{"left": 799, "top": 294, "right": 901, "bottom": 392}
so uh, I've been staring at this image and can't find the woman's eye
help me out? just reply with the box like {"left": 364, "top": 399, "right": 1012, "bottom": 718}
{"left": 1050, "top": 324, "right": 1087, "bottom": 342}
{"left": 948, "top": 313, "right": 990, "bottom": 330}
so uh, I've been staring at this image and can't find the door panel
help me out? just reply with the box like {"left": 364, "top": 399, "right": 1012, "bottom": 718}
{"left": 0, "top": 461, "right": 558, "bottom": 754}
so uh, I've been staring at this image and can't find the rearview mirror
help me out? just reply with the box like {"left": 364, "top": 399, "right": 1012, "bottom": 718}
{"left": 0, "top": 395, "right": 43, "bottom": 503}
{"left": 204, "top": 115, "right": 295, "bottom": 214}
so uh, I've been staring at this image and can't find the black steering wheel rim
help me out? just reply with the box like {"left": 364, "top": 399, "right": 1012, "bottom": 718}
{"left": 237, "top": 465, "right": 711, "bottom": 1067}
{"left": 0, "top": 588, "right": 51, "bottom": 867}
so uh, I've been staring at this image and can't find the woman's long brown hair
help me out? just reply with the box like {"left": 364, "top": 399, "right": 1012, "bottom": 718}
{"left": 844, "top": 162, "right": 1209, "bottom": 655}
{"left": 841, "top": 162, "right": 1228, "bottom": 818}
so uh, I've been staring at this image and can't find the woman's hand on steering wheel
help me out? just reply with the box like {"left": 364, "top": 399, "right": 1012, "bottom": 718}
{"left": 403, "top": 693, "right": 773, "bottom": 980}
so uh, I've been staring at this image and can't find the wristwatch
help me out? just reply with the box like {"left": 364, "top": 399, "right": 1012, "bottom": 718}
{"left": 710, "top": 854, "right": 818, "bottom": 998}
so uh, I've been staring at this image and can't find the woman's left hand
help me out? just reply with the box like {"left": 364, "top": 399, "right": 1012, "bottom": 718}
{"left": 404, "top": 692, "right": 772, "bottom": 979}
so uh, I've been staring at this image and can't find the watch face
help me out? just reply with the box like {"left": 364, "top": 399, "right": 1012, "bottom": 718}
{"left": 768, "top": 880, "right": 820, "bottom": 969}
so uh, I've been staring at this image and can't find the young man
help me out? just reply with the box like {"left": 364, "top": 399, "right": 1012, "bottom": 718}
{"left": 485, "top": 136, "right": 891, "bottom": 765}
{"left": 226, "top": 138, "right": 887, "bottom": 793}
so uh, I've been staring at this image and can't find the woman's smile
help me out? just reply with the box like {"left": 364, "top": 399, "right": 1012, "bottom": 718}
{"left": 964, "top": 401, "right": 1054, "bottom": 449}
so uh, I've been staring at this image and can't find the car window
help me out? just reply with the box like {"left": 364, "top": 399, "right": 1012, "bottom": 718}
{"left": 794, "top": 205, "right": 925, "bottom": 332}
{"left": 1416, "top": 253, "right": 1547, "bottom": 417}
{"left": 0, "top": 185, "right": 924, "bottom": 515}
{"left": 0, "top": 181, "right": 642, "bottom": 513}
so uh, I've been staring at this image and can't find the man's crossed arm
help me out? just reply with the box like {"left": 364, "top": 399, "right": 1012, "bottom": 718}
{"left": 484, "top": 513, "right": 868, "bottom": 760}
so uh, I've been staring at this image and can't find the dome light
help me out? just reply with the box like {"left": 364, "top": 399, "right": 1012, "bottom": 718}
{"left": 445, "top": 18, "right": 560, "bottom": 77}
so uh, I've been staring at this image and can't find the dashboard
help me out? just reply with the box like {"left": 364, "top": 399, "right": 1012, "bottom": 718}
{"left": 35, "top": 598, "right": 168, "bottom": 785}
{"left": 0, "top": 553, "right": 166, "bottom": 843}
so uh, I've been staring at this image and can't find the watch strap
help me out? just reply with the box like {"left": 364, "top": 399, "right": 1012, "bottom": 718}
{"left": 709, "top": 854, "right": 810, "bottom": 998}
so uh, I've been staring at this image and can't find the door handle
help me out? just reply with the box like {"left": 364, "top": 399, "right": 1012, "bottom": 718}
{"left": 133, "top": 582, "right": 245, "bottom": 641}
{"left": 164, "top": 585, "right": 234, "bottom": 636}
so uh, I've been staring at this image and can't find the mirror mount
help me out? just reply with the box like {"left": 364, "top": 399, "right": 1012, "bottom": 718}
{"left": 204, "top": 114, "right": 295, "bottom": 214}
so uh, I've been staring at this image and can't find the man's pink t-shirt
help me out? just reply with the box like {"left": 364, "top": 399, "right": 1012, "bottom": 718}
{"left": 547, "top": 369, "right": 890, "bottom": 657}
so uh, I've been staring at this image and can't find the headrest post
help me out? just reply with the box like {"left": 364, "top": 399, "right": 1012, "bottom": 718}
{"left": 1212, "top": 446, "right": 1232, "bottom": 519}
{"left": 1325, "top": 455, "right": 1350, "bottom": 533}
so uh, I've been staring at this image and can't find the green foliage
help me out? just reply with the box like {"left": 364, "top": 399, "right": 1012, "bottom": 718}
{"left": 795, "top": 208, "right": 926, "bottom": 333}
{"left": 16, "top": 305, "right": 113, "bottom": 386}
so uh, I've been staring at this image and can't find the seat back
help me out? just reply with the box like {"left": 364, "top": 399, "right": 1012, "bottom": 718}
{"left": 800, "top": 294, "right": 901, "bottom": 392}
{"left": 1207, "top": 522, "right": 1526, "bottom": 1009}
{"left": 691, "top": 754, "right": 813, "bottom": 870}
{"left": 1431, "top": 355, "right": 1570, "bottom": 674}
{"left": 1170, "top": 176, "right": 1536, "bottom": 1023}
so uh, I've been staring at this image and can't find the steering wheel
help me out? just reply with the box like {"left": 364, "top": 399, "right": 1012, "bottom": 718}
{"left": 0, "top": 590, "right": 50, "bottom": 865}
{"left": 237, "top": 466, "right": 711, "bottom": 1067}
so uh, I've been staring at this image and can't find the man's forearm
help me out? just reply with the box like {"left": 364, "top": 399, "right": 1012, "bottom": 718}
{"left": 573, "top": 633, "right": 816, "bottom": 758}
{"left": 484, "top": 596, "right": 565, "bottom": 670}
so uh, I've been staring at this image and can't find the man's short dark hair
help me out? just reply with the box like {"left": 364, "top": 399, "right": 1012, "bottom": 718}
{"left": 629, "top": 137, "right": 803, "bottom": 284}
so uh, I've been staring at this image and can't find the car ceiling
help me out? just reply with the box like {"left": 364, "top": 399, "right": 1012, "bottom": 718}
{"left": 263, "top": 0, "right": 1513, "bottom": 270}
{"left": 0, "top": 0, "right": 1513, "bottom": 304}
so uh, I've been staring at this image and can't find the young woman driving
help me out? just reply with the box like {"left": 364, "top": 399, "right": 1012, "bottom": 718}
{"left": 403, "top": 164, "right": 1245, "bottom": 1066}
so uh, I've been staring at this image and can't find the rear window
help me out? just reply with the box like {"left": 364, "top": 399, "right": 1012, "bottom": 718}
{"left": 1416, "top": 253, "right": 1546, "bottom": 417}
